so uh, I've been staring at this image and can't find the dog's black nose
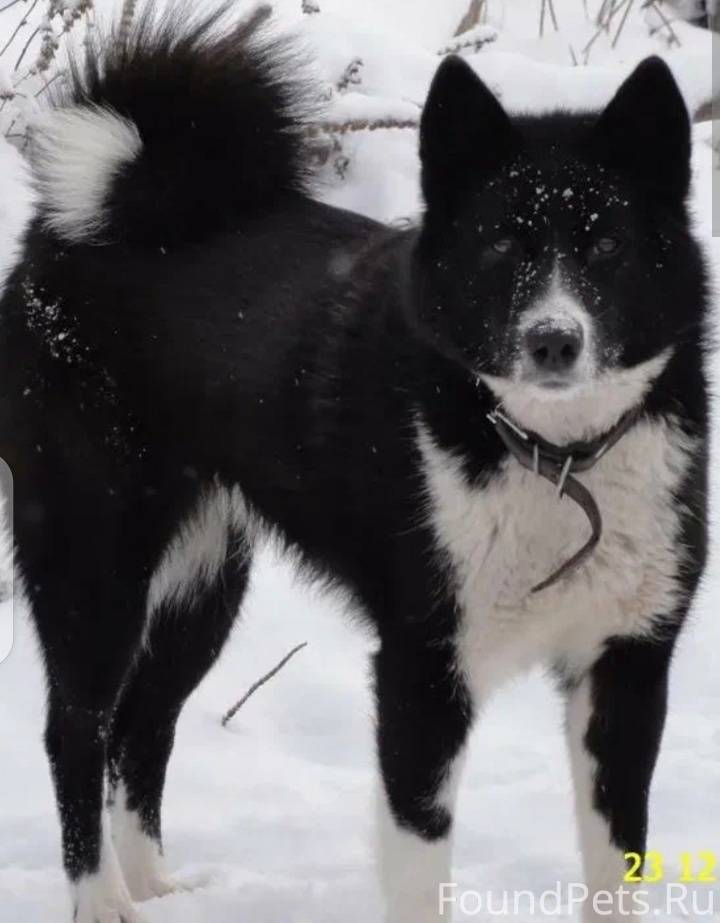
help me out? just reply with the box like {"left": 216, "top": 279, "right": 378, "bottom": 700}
{"left": 524, "top": 323, "right": 583, "bottom": 372}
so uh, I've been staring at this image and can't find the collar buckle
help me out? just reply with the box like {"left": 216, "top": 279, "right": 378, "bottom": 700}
{"left": 486, "top": 403, "right": 641, "bottom": 593}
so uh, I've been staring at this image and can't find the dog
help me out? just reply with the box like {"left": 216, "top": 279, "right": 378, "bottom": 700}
{"left": 0, "top": 3, "right": 709, "bottom": 922}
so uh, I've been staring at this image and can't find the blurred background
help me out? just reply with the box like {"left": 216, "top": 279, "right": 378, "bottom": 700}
{"left": 0, "top": 3, "right": 717, "bottom": 921}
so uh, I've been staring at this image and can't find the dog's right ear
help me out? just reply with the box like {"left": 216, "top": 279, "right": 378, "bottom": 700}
{"left": 420, "top": 56, "right": 516, "bottom": 216}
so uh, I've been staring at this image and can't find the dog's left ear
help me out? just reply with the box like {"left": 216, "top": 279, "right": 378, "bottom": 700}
{"left": 593, "top": 57, "right": 691, "bottom": 202}
{"left": 420, "top": 56, "right": 517, "bottom": 216}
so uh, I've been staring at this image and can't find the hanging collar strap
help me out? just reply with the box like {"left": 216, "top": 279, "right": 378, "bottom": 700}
{"left": 486, "top": 404, "right": 642, "bottom": 593}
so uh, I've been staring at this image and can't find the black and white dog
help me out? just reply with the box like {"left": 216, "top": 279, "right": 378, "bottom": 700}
{"left": 0, "top": 4, "right": 709, "bottom": 922}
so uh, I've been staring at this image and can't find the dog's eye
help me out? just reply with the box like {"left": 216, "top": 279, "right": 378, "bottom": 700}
{"left": 589, "top": 236, "right": 623, "bottom": 261}
{"left": 492, "top": 238, "right": 514, "bottom": 255}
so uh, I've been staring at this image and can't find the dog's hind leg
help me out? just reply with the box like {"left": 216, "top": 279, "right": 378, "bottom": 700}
{"left": 107, "top": 489, "right": 253, "bottom": 901}
{"left": 24, "top": 515, "right": 155, "bottom": 923}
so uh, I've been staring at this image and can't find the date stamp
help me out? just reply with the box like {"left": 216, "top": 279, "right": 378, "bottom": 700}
{"left": 624, "top": 851, "right": 717, "bottom": 884}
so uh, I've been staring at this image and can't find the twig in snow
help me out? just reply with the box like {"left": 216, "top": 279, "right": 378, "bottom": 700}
{"left": 302, "top": 0, "right": 320, "bottom": 13}
{"left": 437, "top": 26, "right": 497, "bottom": 56}
{"left": 306, "top": 116, "right": 419, "bottom": 137}
{"left": 454, "top": 0, "right": 484, "bottom": 37}
{"left": 221, "top": 642, "right": 308, "bottom": 727}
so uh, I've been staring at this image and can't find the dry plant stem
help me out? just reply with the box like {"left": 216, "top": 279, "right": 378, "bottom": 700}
{"left": 645, "top": 0, "right": 682, "bottom": 46}
{"left": 13, "top": 23, "right": 40, "bottom": 70}
{"left": 0, "top": 0, "right": 25, "bottom": 13}
{"left": 307, "top": 117, "right": 418, "bottom": 137}
{"left": 34, "top": 68, "right": 64, "bottom": 97}
{"left": 454, "top": 0, "right": 483, "bottom": 37}
{"left": 548, "top": 0, "right": 559, "bottom": 31}
{"left": 612, "top": 0, "right": 634, "bottom": 48}
{"left": 540, "top": 0, "right": 560, "bottom": 37}
{"left": 437, "top": 30, "right": 497, "bottom": 55}
{"left": 221, "top": 643, "right": 309, "bottom": 727}
{"left": 0, "top": 0, "right": 41, "bottom": 59}
{"left": 583, "top": 0, "right": 630, "bottom": 60}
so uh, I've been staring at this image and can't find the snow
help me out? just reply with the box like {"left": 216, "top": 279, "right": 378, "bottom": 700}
{"left": 0, "top": 2, "right": 718, "bottom": 922}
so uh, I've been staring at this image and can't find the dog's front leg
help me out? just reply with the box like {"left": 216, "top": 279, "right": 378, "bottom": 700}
{"left": 564, "top": 632, "right": 680, "bottom": 923}
{"left": 374, "top": 631, "right": 473, "bottom": 923}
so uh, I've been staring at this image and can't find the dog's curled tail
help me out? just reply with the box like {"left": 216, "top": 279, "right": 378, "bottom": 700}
{"left": 32, "top": 2, "right": 314, "bottom": 246}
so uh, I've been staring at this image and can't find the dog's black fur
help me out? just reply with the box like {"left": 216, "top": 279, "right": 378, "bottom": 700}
{"left": 0, "top": 4, "right": 709, "bottom": 919}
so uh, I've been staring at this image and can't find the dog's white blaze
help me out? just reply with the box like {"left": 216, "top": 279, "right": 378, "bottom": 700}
{"left": 566, "top": 679, "right": 629, "bottom": 923}
{"left": 516, "top": 268, "right": 599, "bottom": 381}
{"left": 33, "top": 106, "right": 142, "bottom": 243}
{"left": 418, "top": 412, "right": 692, "bottom": 696}
{"left": 110, "top": 783, "right": 182, "bottom": 902}
{"left": 72, "top": 815, "right": 145, "bottom": 923}
{"left": 378, "top": 752, "right": 465, "bottom": 923}
{"left": 147, "top": 484, "right": 253, "bottom": 617}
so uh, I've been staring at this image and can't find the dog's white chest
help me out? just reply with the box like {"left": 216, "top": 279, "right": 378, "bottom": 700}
{"left": 419, "top": 418, "right": 692, "bottom": 696}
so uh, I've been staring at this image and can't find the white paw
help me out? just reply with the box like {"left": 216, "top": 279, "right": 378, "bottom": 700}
{"left": 124, "top": 868, "right": 190, "bottom": 904}
{"left": 73, "top": 864, "right": 146, "bottom": 923}
{"left": 111, "top": 782, "right": 186, "bottom": 902}
{"left": 73, "top": 817, "right": 147, "bottom": 923}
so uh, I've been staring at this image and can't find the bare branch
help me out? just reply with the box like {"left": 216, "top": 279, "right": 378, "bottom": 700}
{"left": 644, "top": 0, "right": 682, "bottom": 46}
{"left": 221, "top": 643, "right": 309, "bottom": 727}
{"left": 0, "top": 0, "right": 26, "bottom": 14}
{"left": 438, "top": 26, "right": 497, "bottom": 56}
{"left": 612, "top": 0, "right": 635, "bottom": 48}
{"left": 540, "top": 0, "right": 560, "bottom": 38}
{"left": 306, "top": 117, "right": 418, "bottom": 137}
{"left": 454, "top": 0, "right": 484, "bottom": 37}
{"left": 0, "top": 0, "right": 41, "bottom": 59}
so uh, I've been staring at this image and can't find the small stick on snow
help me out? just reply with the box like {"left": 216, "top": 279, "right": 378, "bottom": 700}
{"left": 221, "top": 643, "right": 308, "bottom": 727}
{"left": 454, "top": 0, "right": 483, "bottom": 37}
{"left": 306, "top": 117, "right": 419, "bottom": 137}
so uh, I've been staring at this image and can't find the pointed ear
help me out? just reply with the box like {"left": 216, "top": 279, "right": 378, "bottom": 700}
{"left": 420, "top": 56, "right": 517, "bottom": 215}
{"left": 593, "top": 57, "right": 691, "bottom": 202}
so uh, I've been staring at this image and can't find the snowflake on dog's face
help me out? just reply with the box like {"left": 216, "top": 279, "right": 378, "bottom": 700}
{"left": 415, "top": 134, "right": 691, "bottom": 389}
{"left": 414, "top": 55, "right": 698, "bottom": 392}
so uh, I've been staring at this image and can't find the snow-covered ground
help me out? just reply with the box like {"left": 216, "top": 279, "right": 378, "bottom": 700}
{"left": 0, "top": 2, "right": 718, "bottom": 921}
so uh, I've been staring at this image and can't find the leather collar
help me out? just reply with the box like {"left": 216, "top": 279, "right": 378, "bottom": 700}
{"left": 486, "top": 405, "right": 642, "bottom": 593}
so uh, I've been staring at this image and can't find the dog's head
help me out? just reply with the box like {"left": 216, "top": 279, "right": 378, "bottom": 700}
{"left": 413, "top": 56, "right": 705, "bottom": 438}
